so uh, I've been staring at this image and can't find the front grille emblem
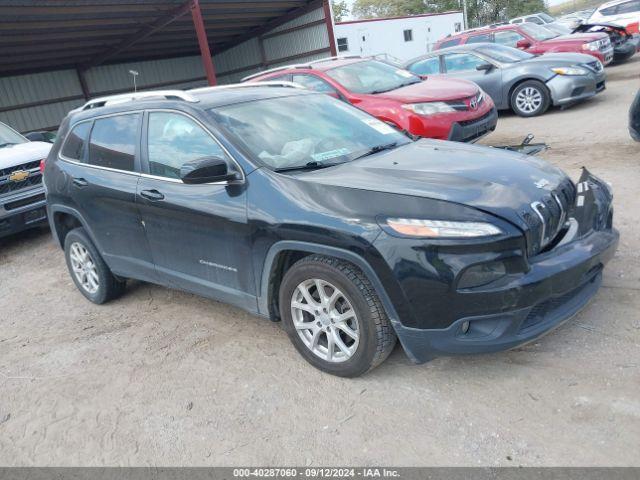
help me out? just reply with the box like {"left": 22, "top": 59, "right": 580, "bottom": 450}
{"left": 8, "top": 170, "right": 30, "bottom": 183}
{"left": 469, "top": 97, "right": 478, "bottom": 110}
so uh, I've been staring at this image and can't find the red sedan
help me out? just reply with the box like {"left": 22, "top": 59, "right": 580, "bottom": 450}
{"left": 244, "top": 57, "right": 497, "bottom": 143}
{"left": 434, "top": 23, "right": 614, "bottom": 65}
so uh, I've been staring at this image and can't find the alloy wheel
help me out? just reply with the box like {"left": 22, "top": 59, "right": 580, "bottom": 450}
{"left": 290, "top": 278, "right": 360, "bottom": 363}
{"left": 69, "top": 242, "right": 100, "bottom": 294}
{"left": 516, "top": 86, "right": 543, "bottom": 114}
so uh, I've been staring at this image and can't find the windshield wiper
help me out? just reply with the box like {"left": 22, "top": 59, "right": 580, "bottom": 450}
{"left": 370, "top": 80, "right": 420, "bottom": 94}
{"left": 0, "top": 142, "right": 17, "bottom": 148}
{"left": 274, "top": 161, "right": 345, "bottom": 173}
{"left": 351, "top": 142, "right": 399, "bottom": 161}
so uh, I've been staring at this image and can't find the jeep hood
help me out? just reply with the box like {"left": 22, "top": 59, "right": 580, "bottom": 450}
{"left": 0, "top": 141, "right": 51, "bottom": 170}
{"left": 294, "top": 139, "right": 569, "bottom": 229}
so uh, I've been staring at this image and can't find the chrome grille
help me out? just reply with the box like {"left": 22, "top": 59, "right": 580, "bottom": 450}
{"left": 0, "top": 160, "right": 42, "bottom": 196}
{"left": 521, "top": 179, "right": 576, "bottom": 256}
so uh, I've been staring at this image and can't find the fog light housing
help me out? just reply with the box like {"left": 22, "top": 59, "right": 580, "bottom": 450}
{"left": 458, "top": 261, "right": 507, "bottom": 289}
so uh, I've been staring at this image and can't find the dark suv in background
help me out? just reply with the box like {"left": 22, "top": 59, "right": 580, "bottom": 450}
{"left": 44, "top": 84, "right": 618, "bottom": 377}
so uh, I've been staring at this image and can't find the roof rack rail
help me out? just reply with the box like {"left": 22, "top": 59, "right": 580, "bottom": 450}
{"left": 190, "top": 81, "right": 303, "bottom": 93}
{"left": 241, "top": 64, "right": 313, "bottom": 82}
{"left": 307, "top": 55, "right": 362, "bottom": 64}
{"left": 80, "top": 90, "right": 198, "bottom": 111}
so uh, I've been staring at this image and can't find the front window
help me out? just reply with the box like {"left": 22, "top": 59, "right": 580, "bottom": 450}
{"left": 443, "top": 53, "right": 488, "bottom": 72}
{"left": 519, "top": 23, "right": 559, "bottom": 41}
{"left": 147, "top": 112, "right": 228, "bottom": 179}
{"left": 476, "top": 44, "right": 534, "bottom": 63}
{"left": 403, "top": 29, "right": 413, "bottom": 42}
{"left": 0, "top": 122, "right": 27, "bottom": 147}
{"left": 466, "top": 33, "right": 492, "bottom": 44}
{"left": 538, "top": 12, "right": 555, "bottom": 22}
{"left": 337, "top": 37, "right": 349, "bottom": 52}
{"left": 292, "top": 74, "right": 338, "bottom": 94}
{"left": 494, "top": 30, "right": 527, "bottom": 47}
{"left": 325, "top": 60, "right": 421, "bottom": 94}
{"left": 209, "top": 94, "right": 409, "bottom": 171}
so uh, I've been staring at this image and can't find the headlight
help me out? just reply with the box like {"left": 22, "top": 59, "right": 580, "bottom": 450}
{"left": 402, "top": 102, "right": 455, "bottom": 115}
{"left": 582, "top": 40, "right": 600, "bottom": 51}
{"left": 386, "top": 218, "right": 503, "bottom": 238}
{"left": 551, "top": 66, "right": 589, "bottom": 76}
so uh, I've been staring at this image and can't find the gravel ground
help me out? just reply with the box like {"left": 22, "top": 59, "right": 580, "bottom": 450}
{"left": 1, "top": 56, "right": 639, "bottom": 467}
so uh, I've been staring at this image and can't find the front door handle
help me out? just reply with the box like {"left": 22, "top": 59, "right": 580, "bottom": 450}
{"left": 72, "top": 177, "right": 88, "bottom": 188}
{"left": 140, "top": 189, "right": 164, "bottom": 201}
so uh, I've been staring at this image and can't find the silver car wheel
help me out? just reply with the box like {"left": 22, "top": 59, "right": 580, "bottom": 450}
{"left": 516, "top": 86, "right": 543, "bottom": 113}
{"left": 291, "top": 278, "right": 360, "bottom": 363}
{"left": 69, "top": 242, "right": 100, "bottom": 294}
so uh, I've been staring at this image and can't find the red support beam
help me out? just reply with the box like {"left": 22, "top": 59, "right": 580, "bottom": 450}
{"left": 190, "top": 0, "right": 217, "bottom": 86}
{"left": 322, "top": 0, "right": 337, "bottom": 56}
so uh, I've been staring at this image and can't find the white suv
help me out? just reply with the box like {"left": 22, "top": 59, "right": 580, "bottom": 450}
{"left": 510, "top": 12, "right": 555, "bottom": 25}
{"left": 590, "top": 0, "right": 640, "bottom": 32}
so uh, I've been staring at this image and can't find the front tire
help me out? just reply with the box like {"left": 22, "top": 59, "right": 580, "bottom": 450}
{"left": 64, "top": 227, "right": 126, "bottom": 304}
{"left": 510, "top": 80, "right": 551, "bottom": 117}
{"left": 279, "top": 255, "right": 396, "bottom": 377}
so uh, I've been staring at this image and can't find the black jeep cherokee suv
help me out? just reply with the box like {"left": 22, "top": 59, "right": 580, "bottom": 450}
{"left": 44, "top": 84, "right": 619, "bottom": 377}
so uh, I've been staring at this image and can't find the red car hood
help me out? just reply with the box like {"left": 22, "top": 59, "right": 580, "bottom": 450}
{"left": 541, "top": 32, "right": 607, "bottom": 45}
{"left": 372, "top": 77, "right": 479, "bottom": 103}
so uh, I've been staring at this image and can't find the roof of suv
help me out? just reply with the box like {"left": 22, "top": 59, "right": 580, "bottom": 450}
{"left": 65, "top": 84, "right": 311, "bottom": 124}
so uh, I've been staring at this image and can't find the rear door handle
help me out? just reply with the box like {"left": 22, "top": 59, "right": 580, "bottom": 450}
{"left": 72, "top": 177, "right": 88, "bottom": 188}
{"left": 140, "top": 189, "right": 164, "bottom": 201}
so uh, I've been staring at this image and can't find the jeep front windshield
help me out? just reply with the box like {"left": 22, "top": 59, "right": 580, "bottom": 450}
{"left": 325, "top": 60, "right": 421, "bottom": 94}
{"left": 0, "top": 122, "right": 27, "bottom": 148}
{"left": 209, "top": 94, "right": 409, "bottom": 171}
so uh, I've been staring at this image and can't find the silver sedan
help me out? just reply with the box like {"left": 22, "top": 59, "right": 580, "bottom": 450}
{"left": 404, "top": 43, "right": 606, "bottom": 117}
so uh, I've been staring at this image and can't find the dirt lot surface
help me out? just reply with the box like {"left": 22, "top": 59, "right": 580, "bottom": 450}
{"left": 1, "top": 57, "right": 639, "bottom": 467}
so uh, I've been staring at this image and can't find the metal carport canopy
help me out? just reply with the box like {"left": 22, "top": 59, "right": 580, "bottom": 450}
{"left": 0, "top": 0, "right": 337, "bottom": 84}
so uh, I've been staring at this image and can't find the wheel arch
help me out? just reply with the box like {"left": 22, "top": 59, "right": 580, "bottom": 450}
{"left": 49, "top": 205, "right": 100, "bottom": 251}
{"left": 258, "top": 241, "right": 401, "bottom": 326}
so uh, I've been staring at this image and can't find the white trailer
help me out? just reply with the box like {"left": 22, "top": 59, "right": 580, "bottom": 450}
{"left": 334, "top": 11, "right": 464, "bottom": 62}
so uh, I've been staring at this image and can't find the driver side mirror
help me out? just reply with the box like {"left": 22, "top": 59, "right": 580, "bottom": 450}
{"left": 516, "top": 39, "right": 532, "bottom": 49}
{"left": 476, "top": 63, "right": 494, "bottom": 72}
{"left": 180, "top": 156, "right": 239, "bottom": 184}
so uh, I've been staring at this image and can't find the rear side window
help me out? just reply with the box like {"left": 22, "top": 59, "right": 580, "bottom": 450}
{"left": 599, "top": 5, "right": 618, "bottom": 15}
{"left": 466, "top": 33, "right": 492, "bottom": 44}
{"left": 61, "top": 122, "right": 91, "bottom": 161}
{"left": 147, "top": 112, "right": 228, "bottom": 179}
{"left": 408, "top": 57, "right": 441, "bottom": 75}
{"left": 439, "top": 38, "right": 462, "bottom": 49}
{"left": 525, "top": 16, "right": 544, "bottom": 24}
{"left": 88, "top": 114, "right": 140, "bottom": 172}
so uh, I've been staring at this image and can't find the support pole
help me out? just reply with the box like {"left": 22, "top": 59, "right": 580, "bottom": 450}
{"left": 322, "top": 0, "right": 337, "bottom": 56}
{"left": 76, "top": 68, "right": 90, "bottom": 100}
{"left": 190, "top": 0, "right": 217, "bottom": 86}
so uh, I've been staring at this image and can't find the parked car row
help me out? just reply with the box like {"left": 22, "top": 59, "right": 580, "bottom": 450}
{"left": 40, "top": 84, "right": 619, "bottom": 376}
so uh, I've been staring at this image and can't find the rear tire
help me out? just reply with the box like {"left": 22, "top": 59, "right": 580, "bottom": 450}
{"left": 64, "top": 227, "right": 126, "bottom": 304}
{"left": 279, "top": 255, "right": 396, "bottom": 377}
{"left": 510, "top": 80, "right": 551, "bottom": 117}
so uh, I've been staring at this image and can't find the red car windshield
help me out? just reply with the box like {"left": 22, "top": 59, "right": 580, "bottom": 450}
{"left": 519, "top": 23, "right": 560, "bottom": 41}
{"left": 325, "top": 60, "right": 421, "bottom": 94}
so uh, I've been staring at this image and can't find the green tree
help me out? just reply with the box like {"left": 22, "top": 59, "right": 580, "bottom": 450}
{"left": 331, "top": 0, "right": 350, "bottom": 22}
{"left": 351, "top": 0, "right": 547, "bottom": 26}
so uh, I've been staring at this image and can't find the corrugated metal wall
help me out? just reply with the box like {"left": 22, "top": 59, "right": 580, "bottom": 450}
{"left": 0, "top": 4, "right": 331, "bottom": 133}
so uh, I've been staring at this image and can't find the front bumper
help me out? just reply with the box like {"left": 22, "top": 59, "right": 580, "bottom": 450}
{"left": 0, "top": 186, "right": 48, "bottom": 238}
{"left": 547, "top": 71, "right": 606, "bottom": 107}
{"left": 447, "top": 107, "right": 498, "bottom": 143}
{"left": 393, "top": 228, "right": 618, "bottom": 363}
